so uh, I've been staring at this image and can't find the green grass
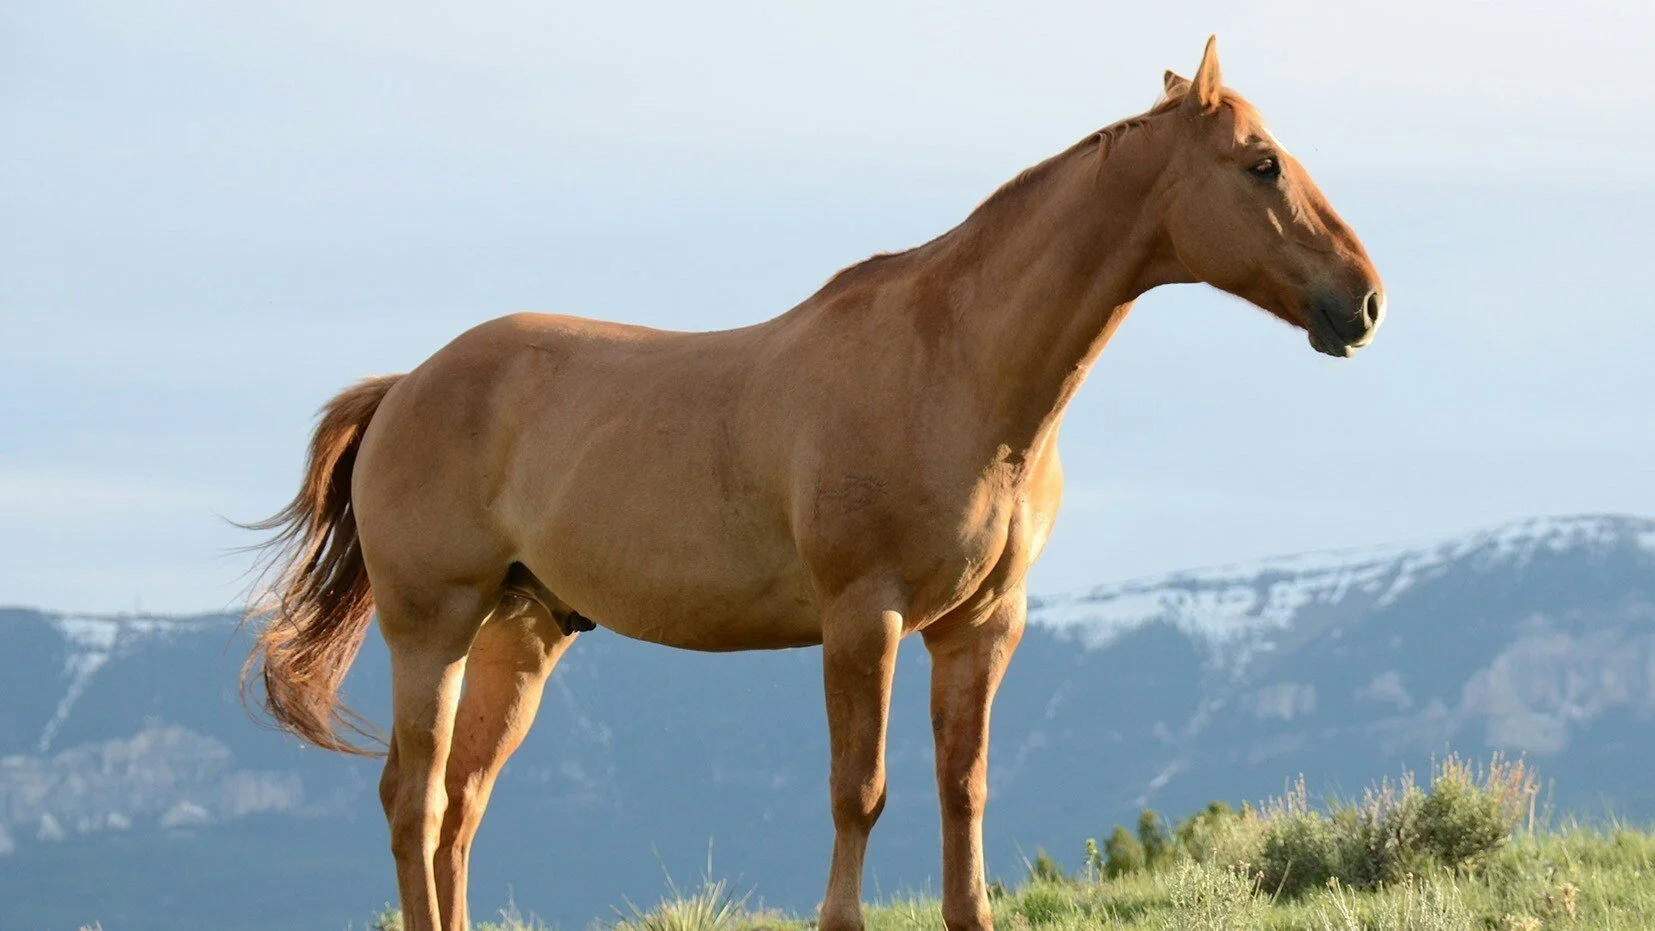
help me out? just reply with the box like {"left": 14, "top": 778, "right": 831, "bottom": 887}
{"left": 363, "top": 756, "right": 1655, "bottom": 930}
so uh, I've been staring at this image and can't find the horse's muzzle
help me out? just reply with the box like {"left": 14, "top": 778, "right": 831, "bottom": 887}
{"left": 1307, "top": 288, "right": 1385, "bottom": 357}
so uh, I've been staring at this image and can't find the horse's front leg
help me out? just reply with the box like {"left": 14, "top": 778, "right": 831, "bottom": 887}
{"left": 818, "top": 586, "right": 903, "bottom": 931}
{"left": 922, "top": 590, "right": 1026, "bottom": 931}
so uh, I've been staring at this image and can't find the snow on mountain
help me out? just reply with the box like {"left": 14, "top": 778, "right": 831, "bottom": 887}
{"left": 39, "top": 615, "right": 206, "bottom": 752}
{"left": 1029, "top": 514, "right": 1655, "bottom": 650}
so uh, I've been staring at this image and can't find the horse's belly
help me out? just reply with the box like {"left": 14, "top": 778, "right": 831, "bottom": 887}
{"left": 577, "top": 516, "right": 824, "bottom": 650}
{"left": 514, "top": 478, "right": 823, "bottom": 651}
{"left": 545, "top": 557, "right": 824, "bottom": 651}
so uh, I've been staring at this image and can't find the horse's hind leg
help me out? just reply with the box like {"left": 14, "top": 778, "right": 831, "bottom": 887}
{"left": 378, "top": 585, "right": 491, "bottom": 931}
{"left": 435, "top": 601, "right": 575, "bottom": 931}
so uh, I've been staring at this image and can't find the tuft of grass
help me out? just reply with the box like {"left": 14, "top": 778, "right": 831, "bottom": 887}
{"left": 477, "top": 894, "right": 553, "bottom": 931}
{"left": 1314, "top": 876, "right": 1479, "bottom": 931}
{"left": 363, "top": 896, "right": 550, "bottom": 931}
{"left": 1010, "top": 881, "right": 1078, "bottom": 925}
{"left": 1156, "top": 863, "right": 1262, "bottom": 931}
{"left": 602, "top": 875, "right": 755, "bottom": 931}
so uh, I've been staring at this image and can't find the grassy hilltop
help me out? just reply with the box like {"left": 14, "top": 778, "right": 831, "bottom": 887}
{"left": 365, "top": 756, "right": 1655, "bottom": 931}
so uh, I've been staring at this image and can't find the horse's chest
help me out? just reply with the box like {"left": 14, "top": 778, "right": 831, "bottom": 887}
{"left": 799, "top": 448, "right": 1062, "bottom": 626}
{"left": 909, "top": 491, "right": 1046, "bottom": 629}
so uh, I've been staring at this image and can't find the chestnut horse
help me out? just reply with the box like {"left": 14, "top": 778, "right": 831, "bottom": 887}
{"left": 245, "top": 38, "right": 1383, "bottom": 931}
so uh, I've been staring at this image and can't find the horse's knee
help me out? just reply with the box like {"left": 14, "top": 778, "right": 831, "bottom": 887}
{"left": 831, "top": 774, "right": 887, "bottom": 833}
{"left": 938, "top": 770, "right": 987, "bottom": 821}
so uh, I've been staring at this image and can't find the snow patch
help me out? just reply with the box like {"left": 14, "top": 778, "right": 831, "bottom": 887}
{"left": 1639, "top": 529, "right": 1655, "bottom": 556}
{"left": 1032, "top": 515, "right": 1655, "bottom": 651}
{"left": 37, "top": 813, "right": 67, "bottom": 842}
{"left": 54, "top": 617, "right": 121, "bottom": 652}
{"left": 39, "top": 615, "right": 197, "bottom": 752}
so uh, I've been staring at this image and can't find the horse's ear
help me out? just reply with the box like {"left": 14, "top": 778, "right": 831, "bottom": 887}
{"left": 1188, "top": 35, "right": 1223, "bottom": 113}
{"left": 1163, "top": 70, "right": 1190, "bottom": 98}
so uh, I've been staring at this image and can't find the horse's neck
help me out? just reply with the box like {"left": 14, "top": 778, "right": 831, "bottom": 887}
{"left": 926, "top": 142, "right": 1173, "bottom": 461}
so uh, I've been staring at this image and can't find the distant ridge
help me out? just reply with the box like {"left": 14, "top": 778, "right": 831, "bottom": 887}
{"left": 1030, "top": 514, "right": 1655, "bottom": 648}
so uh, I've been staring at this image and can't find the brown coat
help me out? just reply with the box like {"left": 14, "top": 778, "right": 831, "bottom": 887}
{"left": 244, "top": 38, "right": 1382, "bottom": 931}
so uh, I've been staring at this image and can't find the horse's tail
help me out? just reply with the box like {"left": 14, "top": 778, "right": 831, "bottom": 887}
{"left": 240, "top": 374, "right": 404, "bottom": 756}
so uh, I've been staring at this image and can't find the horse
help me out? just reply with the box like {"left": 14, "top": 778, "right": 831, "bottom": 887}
{"left": 243, "top": 37, "right": 1383, "bottom": 931}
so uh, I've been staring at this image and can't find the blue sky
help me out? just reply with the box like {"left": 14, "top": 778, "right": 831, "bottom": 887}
{"left": 3, "top": 0, "right": 1652, "bottom": 613}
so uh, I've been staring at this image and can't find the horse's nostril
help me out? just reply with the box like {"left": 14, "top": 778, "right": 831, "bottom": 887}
{"left": 1362, "top": 290, "right": 1386, "bottom": 330}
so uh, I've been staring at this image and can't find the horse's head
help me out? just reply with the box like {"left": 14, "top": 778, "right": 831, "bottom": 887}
{"left": 1156, "top": 38, "right": 1384, "bottom": 358}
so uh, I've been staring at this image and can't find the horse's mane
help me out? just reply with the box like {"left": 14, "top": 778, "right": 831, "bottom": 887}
{"left": 981, "top": 88, "right": 1260, "bottom": 211}
{"left": 815, "top": 88, "right": 1258, "bottom": 297}
{"left": 984, "top": 94, "right": 1183, "bottom": 208}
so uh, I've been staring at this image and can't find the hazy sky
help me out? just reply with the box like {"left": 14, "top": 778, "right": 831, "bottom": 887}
{"left": 3, "top": 0, "right": 1652, "bottom": 613}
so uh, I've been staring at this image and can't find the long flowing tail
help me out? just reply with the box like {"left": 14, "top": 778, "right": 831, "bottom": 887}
{"left": 241, "top": 374, "right": 404, "bottom": 756}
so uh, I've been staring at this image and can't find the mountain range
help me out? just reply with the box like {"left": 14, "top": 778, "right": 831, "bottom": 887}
{"left": 4, "top": 514, "right": 1653, "bottom": 930}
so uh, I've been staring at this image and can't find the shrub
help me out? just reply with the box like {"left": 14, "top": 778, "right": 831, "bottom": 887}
{"left": 1255, "top": 776, "right": 1429, "bottom": 896}
{"left": 1176, "top": 801, "right": 1263, "bottom": 868}
{"left": 1088, "top": 801, "right": 1259, "bottom": 882}
{"left": 1172, "top": 802, "right": 1232, "bottom": 856}
{"left": 1254, "top": 755, "right": 1539, "bottom": 898}
{"left": 1025, "top": 847, "right": 1067, "bottom": 884}
{"left": 1416, "top": 754, "right": 1535, "bottom": 870}
{"left": 1102, "top": 825, "right": 1146, "bottom": 878}
{"left": 1256, "top": 804, "right": 1343, "bottom": 896}
{"left": 1138, "top": 809, "right": 1173, "bottom": 869}
{"left": 1316, "top": 774, "right": 1433, "bottom": 891}
{"left": 368, "top": 905, "right": 402, "bottom": 931}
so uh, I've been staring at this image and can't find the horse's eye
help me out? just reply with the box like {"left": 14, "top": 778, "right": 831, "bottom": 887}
{"left": 1249, "top": 157, "right": 1281, "bottom": 181}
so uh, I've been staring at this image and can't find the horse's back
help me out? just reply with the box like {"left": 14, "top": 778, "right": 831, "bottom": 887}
{"left": 353, "top": 311, "right": 824, "bottom": 648}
